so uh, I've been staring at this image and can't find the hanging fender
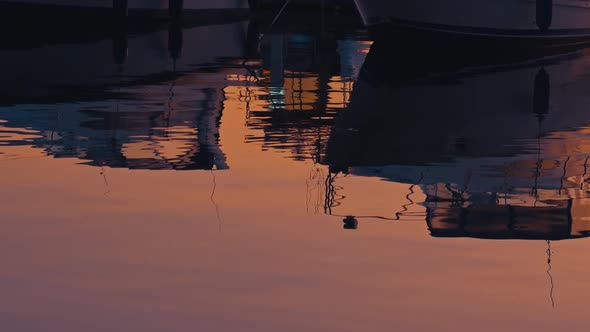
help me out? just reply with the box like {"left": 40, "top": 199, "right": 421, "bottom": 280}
{"left": 537, "top": 0, "right": 553, "bottom": 31}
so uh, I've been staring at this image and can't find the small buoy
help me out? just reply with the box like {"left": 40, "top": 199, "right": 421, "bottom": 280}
{"left": 343, "top": 216, "right": 358, "bottom": 230}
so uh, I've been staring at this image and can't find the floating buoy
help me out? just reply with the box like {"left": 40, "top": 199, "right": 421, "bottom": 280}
{"left": 343, "top": 216, "right": 358, "bottom": 230}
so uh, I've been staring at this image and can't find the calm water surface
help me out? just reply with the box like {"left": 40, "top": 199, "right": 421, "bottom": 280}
{"left": 3, "top": 10, "right": 590, "bottom": 332}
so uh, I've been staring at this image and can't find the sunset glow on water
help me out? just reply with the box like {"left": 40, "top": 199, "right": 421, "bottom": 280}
{"left": 3, "top": 4, "right": 590, "bottom": 331}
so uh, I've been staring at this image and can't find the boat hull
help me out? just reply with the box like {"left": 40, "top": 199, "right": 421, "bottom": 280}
{"left": 354, "top": 0, "right": 590, "bottom": 38}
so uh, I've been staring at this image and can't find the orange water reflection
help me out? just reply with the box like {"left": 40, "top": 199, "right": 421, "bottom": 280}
{"left": 3, "top": 19, "right": 590, "bottom": 332}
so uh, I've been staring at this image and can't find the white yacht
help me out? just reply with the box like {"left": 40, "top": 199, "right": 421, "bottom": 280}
{"left": 354, "top": 0, "right": 590, "bottom": 39}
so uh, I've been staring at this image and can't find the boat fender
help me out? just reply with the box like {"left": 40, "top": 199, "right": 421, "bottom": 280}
{"left": 536, "top": 0, "right": 553, "bottom": 31}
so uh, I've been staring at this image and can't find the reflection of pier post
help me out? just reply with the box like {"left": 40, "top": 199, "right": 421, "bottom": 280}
{"left": 316, "top": 35, "right": 337, "bottom": 115}
{"left": 269, "top": 34, "right": 285, "bottom": 88}
{"left": 168, "top": 21, "right": 184, "bottom": 70}
{"left": 268, "top": 34, "right": 285, "bottom": 109}
{"left": 113, "top": 0, "right": 128, "bottom": 20}
{"left": 112, "top": 21, "right": 128, "bottom": 72}
{"left": 533, "top": 68, "right": 550, "bottom": 121}
{"left": 244, "top": 20, "right": 260, "bottom": 59}
{"left": 169, "top": 0, "right": 184, "bottom": 19}
{"left": 532, "top": 67, "right": 550, "bottom": 199}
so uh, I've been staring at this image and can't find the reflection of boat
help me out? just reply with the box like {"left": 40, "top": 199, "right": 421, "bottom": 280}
{"left": 0, "top": 19, "right": 247, "bottom": 104}
{"left": 426, "top": 194, "right": 590, "bottom": 241}
{"left": 327, "top": 40, "right": 590, "bottom": 177}
{"left": 354, "top": 0, "right": 590, "bottom": 48}
{"left": 324, "top": 37, "right": 590, "bottom": 237}
{"left": 339, "top": 196, "right": 590, "bottom": 241}
{"left": 0, "top": 69, "right": 230, "bottom": 171}
{"left": 0, "top": 21, "right": 247, "bottom": 170}
{"left": 239, "top": 30, "right": 370, "bottom": 161}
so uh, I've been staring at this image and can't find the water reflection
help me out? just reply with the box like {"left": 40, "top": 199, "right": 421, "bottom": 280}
{"left": 0, "top": 10, "right": 368, "bottom": 170}
{"left": 324, "top": 35, "right": 590, "bottom": 243}
{"left": 242, "top": 31, "right": 370, "bottom": 161}
{"left": 0, "top": 18, "right": 245, "bottom": 169}
{"left": 5, "top": 9, "right": 590, "bottom": 228}
{"left": 5, "top": 8, "right": 590, "bottom": 328}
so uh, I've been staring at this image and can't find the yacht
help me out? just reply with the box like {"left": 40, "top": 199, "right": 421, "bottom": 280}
{"left": 354, "top": 0, "right": 590, "bottom": 44}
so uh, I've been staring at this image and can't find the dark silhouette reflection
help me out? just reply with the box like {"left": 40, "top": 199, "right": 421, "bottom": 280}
{"left": 546, "top": 240, "right": 555, "bottom": 307}
{"left": 425, "top": 197, "right": 587, "bottom": 240}
{"left": 0, "top": 9, "right": 367, "bottom": 170}
{"left": 241, "top": 15, "right": 369, "bottom": 161}
{"left": 0, "top": 17, "right": 253, "bottom": 170}
{"left": 326, "top": 36, "right": 590, "bottom": 168}
{"left": 323, "top": 32, "right": 590, "bottom": 244}
{"left": 0, "top": 11, "right": 248, "bottom": 105}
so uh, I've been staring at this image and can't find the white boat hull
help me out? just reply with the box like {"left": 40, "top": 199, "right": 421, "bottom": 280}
{"left": 354, "top": 0, "right": 590, "bottom": 36}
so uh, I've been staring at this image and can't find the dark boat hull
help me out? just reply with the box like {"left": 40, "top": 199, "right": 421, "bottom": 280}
{"left": 355, "top": 0, "right": 590, "bottom": 48}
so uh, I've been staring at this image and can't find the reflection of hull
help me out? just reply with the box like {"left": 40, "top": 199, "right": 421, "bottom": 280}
{"left": 325, "top": 37, "right": 590, "bottom": 238}
{"left": 327, "top": 41, "right": 590, "bottom": 171}
{"left": 0, "top": 21, "right": 247, "bottom": 104}
{"left": 426, "top": 197, "right": 590, "bottom": 241}
{"left": 0, "top": 70, "right": 230, "bottom": 171}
